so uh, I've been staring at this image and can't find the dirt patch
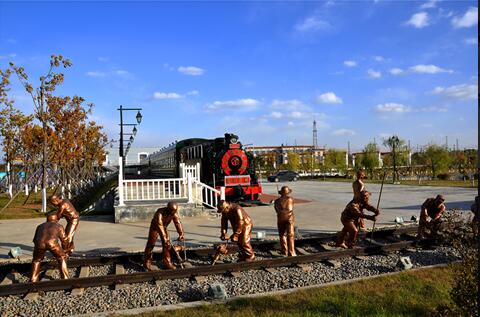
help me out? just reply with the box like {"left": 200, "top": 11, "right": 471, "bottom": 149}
{"left": 260, "top": 193, "right": 311, "bottom": 204}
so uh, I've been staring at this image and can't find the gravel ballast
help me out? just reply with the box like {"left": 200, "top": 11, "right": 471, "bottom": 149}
{"left": 0, "top": 246, "right": 458, "bottom": 317}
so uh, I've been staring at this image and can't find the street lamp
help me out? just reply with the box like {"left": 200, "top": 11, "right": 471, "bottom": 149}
{"left": 118, "top": 105, "right": 143, "bottom": 175}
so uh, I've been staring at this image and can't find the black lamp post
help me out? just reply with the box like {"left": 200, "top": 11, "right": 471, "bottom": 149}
{"left": 118, "top": 105, "right": 142, "bottom": 172}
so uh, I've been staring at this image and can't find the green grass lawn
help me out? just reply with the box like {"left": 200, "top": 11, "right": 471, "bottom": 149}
{"left": 302, "top": 177, "right": 477, "bottom": 188}
{"left": 0, "top": 191, "right": 55, "bottom": 219}
{"left": 134, "top": 266, "right": 454, "bottom": 317}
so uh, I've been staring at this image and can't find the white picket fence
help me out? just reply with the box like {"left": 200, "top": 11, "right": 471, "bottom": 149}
{"left": 192, "top": 180, "right": 224, "bottom": 209}
{"left": 121, "top": 178, "right": 187, "bottom": 201}
{"left": 118, "top": 158, "right": 224, "bottom": 209}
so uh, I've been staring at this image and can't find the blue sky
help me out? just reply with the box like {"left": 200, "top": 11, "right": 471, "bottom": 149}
{"left": 0, "top": 0, "right": 477, "bottom": 153}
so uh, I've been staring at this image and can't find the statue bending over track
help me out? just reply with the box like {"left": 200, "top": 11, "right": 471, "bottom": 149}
{"left": 336, "top": 190, "right": 379, "bottom": 249}
{"left": 417, "top": 195, "right": 446, "bottom": 239}
{"left": 144, "top": 201, "right": 185, "bottom": 270}
{"left": 217, "top": 200, "right": 255, "bottom": 262}
{"left": 30, "top": 213, "right": 71, "bottom": 282}
{"left": 49, "top": 195, "right": 79, "bottom": 255}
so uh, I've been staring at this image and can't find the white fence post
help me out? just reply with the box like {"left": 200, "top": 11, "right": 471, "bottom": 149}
{"left": 196, "top": 162, "right": 201, "bottom": 181}
{"left": 180, "top": 163, "right": 185, "bottom": 179}
{"left": 118, "top": 157, "right": 125, "bottom": 206}
{"left": 67, "top": 183, "right": 72, "bottom": 199}
{"left": 24, "top": 184, "right": 29, "bottom": 196}
{"left": 187, "top": 173, "right": 194, "bottom": 203}
{"left": 220, "top": 186, "right": 226, "bottom": 200}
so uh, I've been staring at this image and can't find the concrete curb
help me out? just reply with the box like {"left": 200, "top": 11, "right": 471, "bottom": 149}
{"left": 77, "top": 262, "right": 452, "bottom": 317}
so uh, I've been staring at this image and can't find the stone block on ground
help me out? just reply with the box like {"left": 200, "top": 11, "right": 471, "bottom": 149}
{"left": 324, "top": 260, "right": 341, "bottom": 268}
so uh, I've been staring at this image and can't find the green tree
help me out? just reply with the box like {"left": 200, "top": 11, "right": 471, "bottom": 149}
{"left": 358, "top": 142, "right": 379, "bottom": 178}
{"left": 424, "top": 144, "right": 451, "bottom": 179}
{"left": 324, "top": 149, "right": 347, "bottom": 174}
{"left": 382, "top": 135, "right": 406, "bottom": 183}
{"left": 411, "top": 150, "right": 429, "bottom": 184}
{"left": 285, "top": 152, "right": 300, "bottom": 171}
{"left": 0, "top": 69, "right": 33, "bottom": 196}
{"left": 9, "top": 55, "right": 72, "bottom": 212}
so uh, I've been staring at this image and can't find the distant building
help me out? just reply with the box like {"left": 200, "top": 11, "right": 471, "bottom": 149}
{"left": 350, "top": 150, "right": 413, "bottom": 167}
{"left": 103, "top": 147, "right": 161, "bottom": 167}
{"left": 247, "top": 145, "right": 325, "bottom": 169}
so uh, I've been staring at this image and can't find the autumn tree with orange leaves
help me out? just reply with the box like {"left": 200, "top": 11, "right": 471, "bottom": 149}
{"left": 1, "top": 55, "right": 109, "bottom": 210}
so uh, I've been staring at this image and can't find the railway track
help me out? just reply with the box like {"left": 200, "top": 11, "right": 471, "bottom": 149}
{"left": 0, "top": 225, "right": 425, "bottom": 297}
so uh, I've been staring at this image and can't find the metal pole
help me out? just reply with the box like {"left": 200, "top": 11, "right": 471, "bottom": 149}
{"left": 370, "top": 170, "right": 386, "bottom": 243}
{"left": 118, "top": 106, "right": 124, "bottom": 177}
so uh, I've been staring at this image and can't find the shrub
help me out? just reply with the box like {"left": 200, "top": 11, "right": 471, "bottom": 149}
{"left": 433, "top": 210, "right": 478, "bottom": 316}
{"left": 436, "top": 173, "right": 450, "bottom": 180}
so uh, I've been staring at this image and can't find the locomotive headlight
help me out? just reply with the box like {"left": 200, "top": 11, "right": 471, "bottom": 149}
{"left": 230, "top": 137, "right": 238, "bottom": 144}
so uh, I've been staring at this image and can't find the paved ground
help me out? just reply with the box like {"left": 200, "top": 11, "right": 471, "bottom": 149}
{"left": 0, "top": 180, "right": 476, "bottom": 261}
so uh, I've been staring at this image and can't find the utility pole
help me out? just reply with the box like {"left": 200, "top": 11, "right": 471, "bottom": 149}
{"left": 347, "top": 141, "right": 351, "bottom": 168}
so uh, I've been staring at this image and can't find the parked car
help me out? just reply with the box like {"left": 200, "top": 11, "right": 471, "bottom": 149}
{"left": 267, "top": 171, "right": 299, "bottom": 182}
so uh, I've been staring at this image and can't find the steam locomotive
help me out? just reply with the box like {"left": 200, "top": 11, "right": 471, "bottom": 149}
{"left": 142, "top": 133, "right": 262, "bottom": 201}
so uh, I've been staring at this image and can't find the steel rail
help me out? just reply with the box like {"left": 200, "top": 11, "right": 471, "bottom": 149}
{"left": 0, "top": 225, "right": 418, "bottom": 274}
{"left": 0, "top": 238, "right": 421, "bottom": 297}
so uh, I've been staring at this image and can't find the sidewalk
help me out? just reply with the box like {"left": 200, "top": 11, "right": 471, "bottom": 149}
{"left": 0, "top": 202, "right": 341, "bottom": 261}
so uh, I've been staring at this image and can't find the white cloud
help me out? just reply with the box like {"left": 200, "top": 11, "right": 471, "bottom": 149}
{"left": 177, "top": 66, "right": 205, "bottom": 76}
{"left": 153, "top": 92, "right": 184, "bottom": 100}
{"left": 316, "top": 92, "right": 343, "bottom": 104}
{"left": 390, "top": 65, "right": 453, "bottom": 75}
{"left": 206, "top": 98, "right": 261, "bottom": 111}
{"left": 452, "top": 7, "right": 478, "bottom": 28}
{"left": 373, "top": 55, "right": 386, "bottom": 62}
{"left": 86, "top": 70, "right": 132, "bottom": 78}
{"left": 287, "top": 121, "right": 295, "bottom": 127}
{"left": 418, "top": 106, "right": 448, "bottom": 112}
{"left": 270, "top": 99, "right": 309, "bottom": 111}
{"left": 390, "top": 68, "right": 404, "bottom": 75}
{"left": 465, "top": 38, "right": 478, "bottom": 45}
{"left": 186, "top": 90, "right": 199, "bottom": 96}
{"left": 409, "top": 64, "right": 453, "bottom": 74}
{"left": 375, "top": 103, "right": 411, "bottom": 113}
{"left": 289, "top": 111, "right": 304, "bottom": 119}
{"left": 332, "top": 129, "right": 356, "bottom": 136}
{"left": 86, "top": 71, "right": 107, "bottom": 77}
{"left": 295, "top": 15, "right": 331, "bottom": 32}
{"left": 431, "top": 84, "right": 478, "bottom": 100}
{"left": 405, "top": 12, "right": 429, "bottom": 28}
{"left": 420, "top": 0, "right": 438, "bottom": 10}
{"left": 115, "top": 70, "right": 130, "bottom": 76}
{"left": 270, "top": 111, "right": 283, "bottom": 119}
{"left": 367, "top": 69, "right": 382, "bottom": 79}
{"left": 343, "top": 60, "right": 357, "bottom": 67}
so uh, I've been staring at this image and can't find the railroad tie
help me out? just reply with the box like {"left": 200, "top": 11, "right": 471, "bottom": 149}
{"left": 43, "top": 268, "right": 56, "bottom": 280}
{"left": 269, "top": 250, "right": 281, "bottom": 257}
{"left": 295, "top": 247, "right": 311, "bottom": 255}
{"left": 114, "top": 264, "right": 126, "bottom": 290}
{"left": 295, "top": 263, "right": 312, "bottom": 272}
{"left": 353, "top": 255, "right": 369, "bottom": 261}
{"left": 228, "top": 271, "right": 242, "bottom": 278}
{"left": 0, "top": 272, "right": 20, "bottom": 285}
{"left": 24, "top": 268, "right": 56, "bottom": 300}
{"left": 323, "top": 260, "right": 341, "bottom": 268}
{"left": 192, "top": 275, "right": 207, "bottom": 284}
{"left": 263, "top": 267, "right": 277, "bottom": 274}
{"left": 71, "top": 266, "right": 90, "bottom": 296}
